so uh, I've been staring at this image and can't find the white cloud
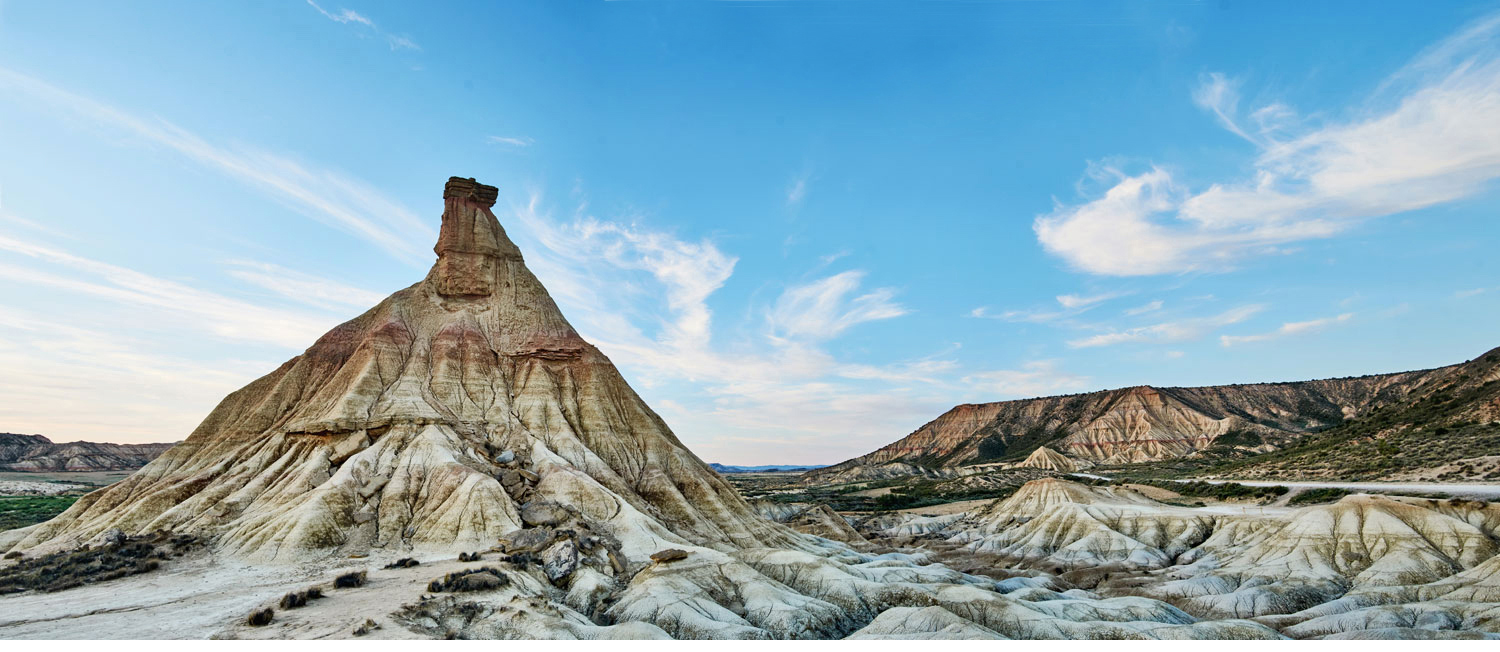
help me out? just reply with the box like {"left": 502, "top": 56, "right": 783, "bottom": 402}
{"left": 786, "top": 173, "right": 810, "bottom": 207}
{"left": 503, "top": 189, "right": 1075, "bottom": 463}
{"left": 1220, "top": 312, "right": 1354, "bottom": 346}
{"left": 1125, "top": 299, "right": 1164, "bottom": 315}
{"left": 487, "top": 136, "right": 534, "bottom": 147}
{"left": 0, "top": 234, "right": 342, "bottom": 349}
{"left": 1056, "top": 291, "right": 1125, "bottom": 309}
{"left": 974, "top": 289, "right": 1128, "bottom": 323}
{"left": 1068, "top": 304, "right": 1264, "bottom": 348}
{"left": 961, "top": 360, "right": 1089, "bottom": 398}
{"left": 306, "top": 0, "right": 420, "bottom": 51}
{"left": 1455, "top": 287, "right": 1491, "bottom": 298}
{"left": 769, "top": 271, "right": 907, "bottom": 341}
{"left": 0, "top": 67, "right": 435, "bottom": 265}
{"left": 1036, "top": 13, "right": 1500, "bottom": 276}
{"left": 223, "top": 260, "right": 387, "bottom": 310}
{"left": 0, "top": 310, "right": 271, "bottom": 444}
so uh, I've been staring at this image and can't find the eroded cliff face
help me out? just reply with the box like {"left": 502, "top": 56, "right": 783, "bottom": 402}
{"left": 895, "top": 477, "right": 1500, "bottom": 638}
{"left": 0, "top": 433, "right": 175, "bottom": 472}
{"left": 811, "top": 363, "right": 1459, "bottom": 481}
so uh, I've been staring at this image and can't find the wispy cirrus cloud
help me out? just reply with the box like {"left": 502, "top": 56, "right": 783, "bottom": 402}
{"left": 786, "top": 172, "right": 811, "bottom": 207}
{"left": 961, "top": 360, "right": 1089, "bottom": 398}
{"left": 972, "top": 289, "right": 1129, "bottom": 323}
{"left": 0, "top": 233, "right": 342, "bottom": 348}
{"left": 1067, "top": 304, "right": 1264, "bottom": 348}
{"left": 0, "top": 66, "right": 435, "bottom": 265}
{"left": 1035, "top": 11, "right": 1500, "bottom": 276}
{"left": 769, "top": 271, "right": 907, "bottom": 341}
{"left": 306, "top": 0, "right": 420, "bottom": 51}
{"left": 0, "top": 309, "right": 274, "bottom": 444}
{"left": 486, "top": 135, "right": 534, "bottom": 147}
{"left": 223, "top": 259, "right": 387, "bottom": 310}
{"left": 1220, "top": 312, "right": 1355, "bottom": 346}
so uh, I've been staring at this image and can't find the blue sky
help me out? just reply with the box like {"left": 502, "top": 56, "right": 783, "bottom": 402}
{"left": 2, "top": 1, "right": 1499, "bottom": 464}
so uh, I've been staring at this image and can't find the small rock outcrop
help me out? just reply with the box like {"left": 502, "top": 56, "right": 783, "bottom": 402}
{"left": 1013, "top": 446, "right": 1082, "bottom": 473}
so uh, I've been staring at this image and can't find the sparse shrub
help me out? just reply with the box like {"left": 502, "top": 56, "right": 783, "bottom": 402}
{"left": 246, "top": 607, "right": 274, "bottom": 626}
{"left": 353, "top": 618, "right": 381, "bottom": 636}
{"left": 457, "top": 552, "right": 470, "bottom": 562}
{"left": 334, "top": 571, "right": 367, "bottom": 589}
{"left": 4, "top": 551, "right": 22, "bottom": 560}
{"left": 279, "top": 591, "right": 308, "bottom": 609}
{"left": 305, "top": 587, "right": 324, "bottom": 600}
{"left": 1289, "top": 488, "right": 1352, "bottom": 505}
{"left": 502, "top": 552, "right": 536, "bottom": 570}
{"left": 426, "top": 567, "right": 509, "bottom": 593}
{"left": 384, "top": 558, "right": 419, "bottom": 569}
{"left": 0, "top": 534, "right": 191, "bottom": 594}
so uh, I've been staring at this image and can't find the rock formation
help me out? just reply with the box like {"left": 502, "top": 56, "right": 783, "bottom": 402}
{"left": 875, "top": 477, "right": 1500, "bottom": 638}
{"left": 1, "top": 177, "right": 799, "bottom": 562}
{"left": 809, "top": 349, "right": 1500, "bottom": 482}
{"left": 0, "top": 433, "right": 175, "bottom": 472}
{"left": 1013, "top": 446, "right": 1083, "bottom": 472}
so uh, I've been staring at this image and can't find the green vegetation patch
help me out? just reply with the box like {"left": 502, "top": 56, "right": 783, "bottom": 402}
{"left": 1139, "top": 479, "right": 1288, "bottom": 502}
{"left": 0, "top": 495, "right": 80, "bottom": 531}
{"left": 872, "top": 481, "right": 1018, "bottom": 512}
{"left": 1288, "top": 487, "right": 1353, "bottom": 505}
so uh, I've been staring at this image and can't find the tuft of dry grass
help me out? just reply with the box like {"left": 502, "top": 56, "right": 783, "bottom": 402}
{"left": 334, "top": 570, "right": 367, "bottom": 589}
{"left": 246, "top": 608, "right": 274, "bottom": 627}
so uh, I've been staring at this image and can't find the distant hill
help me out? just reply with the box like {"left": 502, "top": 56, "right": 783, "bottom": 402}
{"left": 0, "top": 433, "right": 176, "bottom": 472}
{"left": 1226, "top": 347, "right": 1500, "bottom": 481}
{"left": 807, "top": 346, "right": 1500, "bottom": 483}
{"left": 710, "top": 463, "right": 827, "bottom": 474}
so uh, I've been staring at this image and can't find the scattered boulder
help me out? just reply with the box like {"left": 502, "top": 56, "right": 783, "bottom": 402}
{"left": 650, "top": 549, "right": 689, "bottom": 564}
{"left": 91, "top": 528, "right": 127, "bottom": 548}
{"left": 501, "top": 528, "right": 555, "bottom": 554}
{"left": 541, "top": 539, "right": 579, "bottom": 582}
{"left": 520, "top": 501, "right": 570, "bottom": 528}
{"left": 427, "top": 567, "right": 510, "bottom": 593}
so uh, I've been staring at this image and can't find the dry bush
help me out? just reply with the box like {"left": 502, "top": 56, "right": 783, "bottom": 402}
{"left": 246, "top": 608, "right": 274, "bottom": 627}
{"left": 426, "top": 567, "right": 509, "bottom": 593}
{"left": 334, "top": 570, "right": 367, "bottom": 589}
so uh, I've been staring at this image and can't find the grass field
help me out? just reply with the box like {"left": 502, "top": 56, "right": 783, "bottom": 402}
{"left": 0, "top": 495, "right": 80, "bottom": 531}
